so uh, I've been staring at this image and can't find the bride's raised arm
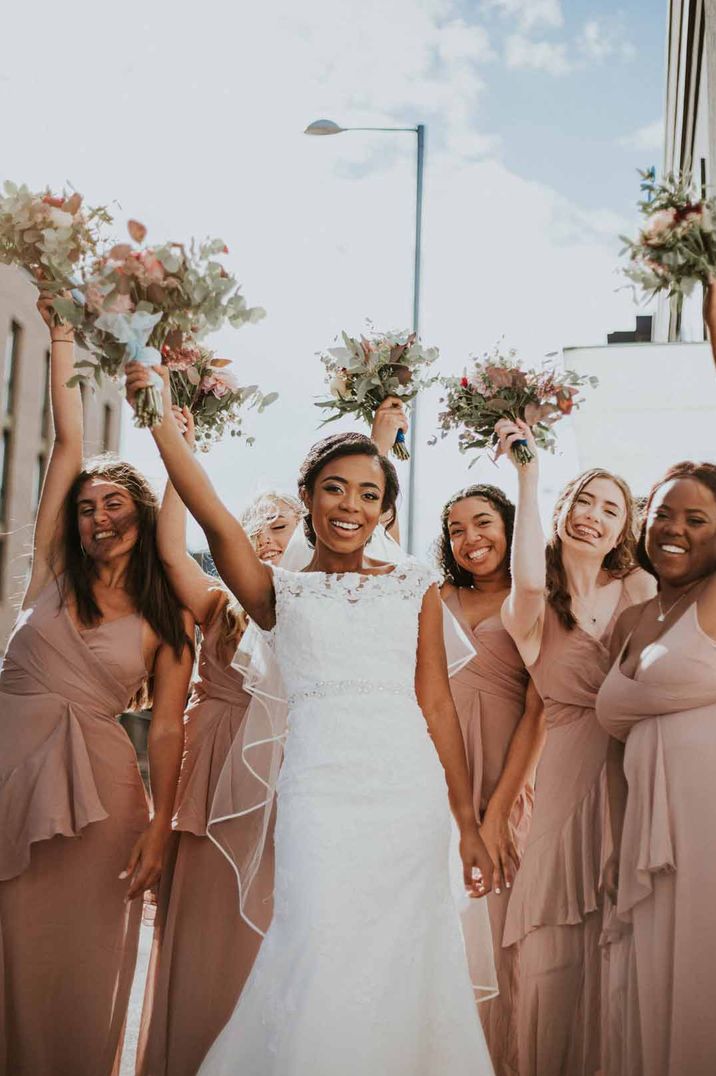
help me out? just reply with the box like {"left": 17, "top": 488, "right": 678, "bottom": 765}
{"left": 125, "top": 363, "right": 275, "bottom": 629}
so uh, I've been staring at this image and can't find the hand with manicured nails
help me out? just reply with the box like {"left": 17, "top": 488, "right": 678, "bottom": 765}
{"left": 479, "top": 803, "right": 520, "bottom": 895}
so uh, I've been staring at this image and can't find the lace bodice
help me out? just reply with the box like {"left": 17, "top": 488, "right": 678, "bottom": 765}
{"left": 200, "top": 554, "right": 494, "bottom": 1076}
{"left": 269, "top": 560, "right": 439, "bottom": 706}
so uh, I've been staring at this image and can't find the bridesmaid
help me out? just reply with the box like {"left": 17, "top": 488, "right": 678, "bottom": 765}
{"left": 495, "top": 418, "right": 655, "bottom": 1076}
{"left": 438, "top": 484, "right": 544, "bottom": 1076}
{"left": 597, "top": 460, "right": 716, "bottom": 1076}
{"left": 0, "top": 301, "right": 193, "bottom": 1075}
{"left": 137, "top": 408, "right": 303, "bottom": 1076}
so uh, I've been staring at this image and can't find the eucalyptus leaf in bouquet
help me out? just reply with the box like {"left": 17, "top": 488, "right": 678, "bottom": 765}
{"left": 621, "top": 168, "right": 716, "bottom": 316}
{"left": 163, "top": 343, "right": 277, "bottom": 450}
{"left": 76, "top": 221, "right": 266, "bottom": 428}
{"left": 316, "top": 325, "right": 439, "bottom": 459}
{"left": 435, "top": 345, "right": 597, "bottom": 466}
{"left": 0, "top": 181, "right": 112, "bottom": 327}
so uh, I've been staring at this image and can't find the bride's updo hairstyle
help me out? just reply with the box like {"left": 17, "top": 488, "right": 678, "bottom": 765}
{"left": 297, "top": 432, "right": 399, "bottom": 547}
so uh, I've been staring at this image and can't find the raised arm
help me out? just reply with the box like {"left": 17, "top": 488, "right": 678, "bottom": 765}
{"left": 480, "top": 679, "right": 546, "bottom": 893}
{"left": 415, "top": 583, "right": 494, "bottom": 897}
{"left": 124, "top": 363, "right": 275, "bottom": 628}
{"left": 157, "top": 407, "right": 222, "bottom": 627}
{"left": 24, "top": 298, "right": 85, "bottom": 605}
{"left": 370, "top": 397, "right": 407, "bottom": 543}
{"left": 496, "top": 418, "right": 547, "bottom": 666}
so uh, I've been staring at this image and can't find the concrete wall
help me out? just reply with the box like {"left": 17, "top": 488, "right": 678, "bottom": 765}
{"left": 0, "top": 265, "right": 122, "bottom": 646}
{"left": 564, "top": 340, "right": 716, "bottom": 497}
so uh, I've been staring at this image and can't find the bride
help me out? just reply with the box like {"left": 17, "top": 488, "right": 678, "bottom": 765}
{"left": 126, "top": 364, "right": 496, "bottom": 1076}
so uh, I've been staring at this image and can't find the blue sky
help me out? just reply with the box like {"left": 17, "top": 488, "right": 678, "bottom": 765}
{"left": 472, "top": 0, "right": 665, "bottom": 212}
{"left": 2, "top": 0, "right": 670, "bottom": 551}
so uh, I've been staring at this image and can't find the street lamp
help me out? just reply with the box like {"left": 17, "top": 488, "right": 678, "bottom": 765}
{"left": 305, "top": 117, "right": 425, "bottom": 553}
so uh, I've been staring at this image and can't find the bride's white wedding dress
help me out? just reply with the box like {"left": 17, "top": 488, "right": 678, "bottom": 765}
{"left": 199, "top": 560, "right": 494, "bottom": 1075}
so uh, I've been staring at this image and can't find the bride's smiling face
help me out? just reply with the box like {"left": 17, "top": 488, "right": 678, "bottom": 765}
{"left": 305, "top": 453, "right": 386, "bottom": 553}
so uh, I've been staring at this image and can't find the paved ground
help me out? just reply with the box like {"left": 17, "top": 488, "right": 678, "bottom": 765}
{"left": 120, "top": 924, "right": 153, "bottom": 1076}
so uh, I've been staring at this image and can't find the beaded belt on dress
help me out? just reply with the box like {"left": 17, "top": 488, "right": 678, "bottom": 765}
{"left": 287, "top": 679, "right": 415, "bottom": 707}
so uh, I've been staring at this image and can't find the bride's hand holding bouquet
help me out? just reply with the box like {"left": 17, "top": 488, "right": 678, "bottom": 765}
{"left": 316, "top": 326, "right": 438, "bottom": 460}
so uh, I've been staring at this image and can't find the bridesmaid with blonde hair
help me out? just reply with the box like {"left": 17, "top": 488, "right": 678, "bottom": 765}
{"left": 137, "top": 406, "right": 304, "bottom": 1076}
{"left": 495, "top": 418, "right": 655, "bottom": 1076}
{"left": 438, "top": 483, "right": 544, "bottom": 1076}
{"left": 597, "top": 460, "right": 716, "bottom": 1076}
{"left": 0, "top": 301, "right": 193, "bottom": 1075}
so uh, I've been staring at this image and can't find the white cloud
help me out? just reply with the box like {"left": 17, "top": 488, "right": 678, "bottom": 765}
{"left": 498, "top": 12, "right": 635, "bottom": 78}
{"left": 505, "top": 33, "right": 572, "bottom": 75}
{"left": 577, "top": 17, "right": 636, "bottom": 62}
{"left": 483, "top": 0, "right": 564, "bottom": 32}
{"left": 1, "top": 0, "right": 642, "bottom": 554}
{"left": 617, "top": 119, "right": 664, "bottom": 152}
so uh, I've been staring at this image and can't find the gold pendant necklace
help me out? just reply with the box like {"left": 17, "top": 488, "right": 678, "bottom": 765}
{"left": 656, "top": 581, "right": 700, "bottom": 622}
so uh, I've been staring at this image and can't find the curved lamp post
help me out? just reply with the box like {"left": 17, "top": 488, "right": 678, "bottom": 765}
{"left": 305, "top": 117, "right": 425, "bottom": 554}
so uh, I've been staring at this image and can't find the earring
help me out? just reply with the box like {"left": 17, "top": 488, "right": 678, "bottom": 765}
{"left": 80, "top": 543, "right": 88, "bottom": 558}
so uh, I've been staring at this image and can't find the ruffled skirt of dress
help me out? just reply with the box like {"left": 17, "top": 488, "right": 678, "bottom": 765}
{"left": 0, "top": 692, "right": 148, "bottom": 1076}
{"left": 503, "top": 714, "right": 607, "bottom": 1076}
{"left": 137, "top": 694, "right": 269, "bottom": 1076}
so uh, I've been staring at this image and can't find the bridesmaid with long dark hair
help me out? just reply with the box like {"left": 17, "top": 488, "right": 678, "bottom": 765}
{"left": 437, "top": 483, "right": 544, "bottom": 1076}
{"left": 495, "top": 418, "right": 655, "bottom": 1076}
{"left": 137, "top": 408, "right": 303, "bottom": 1076}
{"left": 598, "top": 460, "right": 716, "bottom": 1076}
{"left": 0, "top": 300, "right": 193, "bottom": 1076}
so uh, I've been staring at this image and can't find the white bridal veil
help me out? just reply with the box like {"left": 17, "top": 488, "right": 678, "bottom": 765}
{"left": 206, "top": 523, "right": 498, "bottom": 1001}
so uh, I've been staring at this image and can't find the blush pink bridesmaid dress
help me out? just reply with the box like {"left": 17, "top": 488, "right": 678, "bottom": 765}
{"left": 137, "top": 599, "right": 270, "bottom": 1076}
{"left": 0, "top": 579, "right": 149, "bottom": 1076}
{"left": 596, "top": 593, "right": 716, "bottom": 1076}
{"left": 503, "top": 576, "right": 645, "bottom": 1076}
{"left": 443, "top": 588, "right": 533, "bottom": 1076}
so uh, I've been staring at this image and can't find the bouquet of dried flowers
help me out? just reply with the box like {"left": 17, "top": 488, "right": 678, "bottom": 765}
{"left": 621, "top": 169, "right": 716, "bottom": 312}
{"left": 162, "top": 342, "right": 277, "bottom": 450}
{"left": 435, "top": 346, "right": 597, "bottom": 465}
{"left": 316, "top": 326, "right": 438, "bottom": 459}
{"left": 68, "top": 221, "right": 265, "bottom": 428}
{"left": 0, "top": 181, "right": 111, "bottom": 324}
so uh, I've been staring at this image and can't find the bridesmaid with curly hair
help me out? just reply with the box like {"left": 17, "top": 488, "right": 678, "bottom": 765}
{"left": 495, "top": 418, "right": 655, "bottom": 1076}
{"left": 438, "top": 483, "right": 544, "bottom": 1076}
{"left": 0, "top": 300, "right": 193, "bottom": 1076}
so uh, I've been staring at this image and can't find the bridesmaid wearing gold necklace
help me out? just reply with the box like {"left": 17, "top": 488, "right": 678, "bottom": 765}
{"left": 439, "top": 484, "right": 544, "bottom": 1076}
{"left": 598, "top": 464, "right": 716, "bottom": 1076}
